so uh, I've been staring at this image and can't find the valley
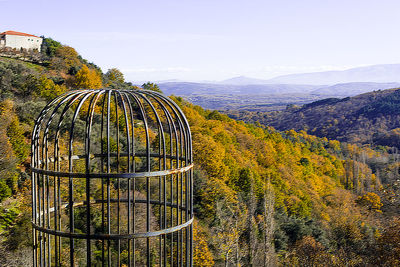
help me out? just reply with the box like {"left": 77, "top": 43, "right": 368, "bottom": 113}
{"left": 158, "top": 80, "right": 400, "bottom": 112}
{"left": 1, "top": 39, "right": 400, "bottom": 266}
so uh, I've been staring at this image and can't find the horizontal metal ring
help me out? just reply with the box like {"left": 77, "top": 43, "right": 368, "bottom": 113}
{"left": 32, "top": 217, "right": 193, "bottom": 239}
{"left": 32, "top": 163, "right": 193, "bottom": 178}
{"left": 34, "top": 198, "right": 190, "bottom": 220}
{"left": 37, "top": 152, "right": 189, "bottom": 165}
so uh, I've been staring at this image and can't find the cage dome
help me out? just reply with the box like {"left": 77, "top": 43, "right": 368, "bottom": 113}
{"left": 31, "top": 89, "right": 193, "bottom": 266}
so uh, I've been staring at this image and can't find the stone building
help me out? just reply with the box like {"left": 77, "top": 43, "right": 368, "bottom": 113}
{"left": 0, "top": 31, "right": 43, "bottom": 51}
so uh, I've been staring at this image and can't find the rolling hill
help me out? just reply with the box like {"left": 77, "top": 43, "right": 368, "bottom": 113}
{"left": 228, "top": 87, "right": 400, "bottom": 147}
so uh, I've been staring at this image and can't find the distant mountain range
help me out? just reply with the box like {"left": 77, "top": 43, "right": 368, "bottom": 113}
{"left": 159, "top": 81, "right": 400, "bottom": 97}
{"left": 154, "top": 64, "right": 400, "bottom": 112}
{"left": 158, "top": 82, "right": 320, "bottom": 95}
{"left": 156, "top": 64, "right": 400, "bottom": 97}
{"left": 220, "top": 64, "right": 400, "bottom": 85}
{"left": 311, "top": 82, "right": 400, "bottom": 96}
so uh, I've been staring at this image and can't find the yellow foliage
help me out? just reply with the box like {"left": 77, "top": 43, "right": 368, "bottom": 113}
{"left": 50, "top": 46, "right": 82, "bottom": 71}
{"left": 193, "top": 220, "right": 215, "bottom": 266}
{"left": 356, "top": 192, "right": 383, "bottom": 212}
{"left": 36, "top": 76, "right": 67, "bottom": 100}
{"left": 75, "top": 65, "right": 102, "bottom": 89}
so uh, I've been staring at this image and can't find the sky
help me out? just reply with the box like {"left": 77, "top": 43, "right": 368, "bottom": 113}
{"left": 2, "top": 0, "right": 400, "bottom": 82}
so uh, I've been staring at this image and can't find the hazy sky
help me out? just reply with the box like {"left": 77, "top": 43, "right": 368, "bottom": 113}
{"left": 2, "top": 0, "right": 400, "bottom": 82}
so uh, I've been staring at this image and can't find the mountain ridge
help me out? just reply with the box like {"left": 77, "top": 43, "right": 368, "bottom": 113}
{"left": 266, "top": 64, "right": 400, "bottom": 85}
{"left": 152, "top": 64, "right": 400, "bottom": 86}
{"left": 227, "top": 87, "right": 400, "bottom": 146}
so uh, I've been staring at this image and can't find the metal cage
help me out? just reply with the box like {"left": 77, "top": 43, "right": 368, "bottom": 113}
{"left": 31, "top": 89, "right": 193, "bottom": 266}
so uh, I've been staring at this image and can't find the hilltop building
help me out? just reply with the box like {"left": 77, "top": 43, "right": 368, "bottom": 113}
{"left": 0, "top": 31, "right": 43, "bottom": 52}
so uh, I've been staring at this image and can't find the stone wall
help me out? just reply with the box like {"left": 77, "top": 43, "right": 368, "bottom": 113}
{"left": 0, "top": 47, "right": 44, "bottom": 64}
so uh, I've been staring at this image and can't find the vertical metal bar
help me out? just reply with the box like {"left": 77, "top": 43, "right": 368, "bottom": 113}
{"left": 57, "top": 142, "right": 62, "bottom": 266}
{"left": 53, "top": 162, "right": 58, "bottom": 265}
{"left": 68, "top": 92, "right": 94, "bottom": 267}
{"left": 157, "top": 98, "right": 162, "bottom": 265}
{"left": 185, "top": 141, "right": 190, "bottom": 266}
{"left": 106, "top": 90, "right": 111, "bottom": 267}
{"left": 45, "top": 125, "right": 50, "bottom": 266}
{"left": 40, "top": 130, "right": 46, "bottom": 267}
{"left": 180, "top": 126, "right": 184, "bottom": 266}
{"left": 85, "top": 95, "right": 94, "bottom": 267}
{"left": 68, "top": 139, "right": 74, "bottom": 266}
{"left": 101, "top": 91, "right": 106, "bottom": 267}
{"left": 31, "top": 156, "right": 36, "bottom": 267}
{"left": 84, "top": 91, "right": 104, "bottom": 266}
{"left": 39, "top": 168, "right": 42, "bottom": 266}
{"left": 125, "top": 91, "right": 152, "bottom": 266}
{"left": 115, "top": 91, "right": 121, "bottom": 267}
{"left": 120, "top": 92, "right": 132, "bottom": 267}
{"left": 35, "top": 125, "right": 42, "bottom": 267}
{"left": 185, "top": 172, "right": 189, "bottom": 265}
{"left": 122, "top": 92, "right": 136, "bottom": 267}
{"left": 136, "top": 92, "right": 168, "bottom": 267}
{"left": 138, "top": 95, "right": 151, "bottom": 266}
{"left": 32, "top": 116, "right": 40, "bottom": 267}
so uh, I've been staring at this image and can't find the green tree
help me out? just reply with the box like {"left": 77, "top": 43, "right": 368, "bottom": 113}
{"left": 42, "top": 37, "right": 62, "bottom": 57}
{"left": 142, "top": 82, "right": 162, "bottom": 93}
{"left": 105, "top": 68, "right": 125, "bottom": 83}
{"left": 0, "top": 180, "right": 11, "bottom": 201}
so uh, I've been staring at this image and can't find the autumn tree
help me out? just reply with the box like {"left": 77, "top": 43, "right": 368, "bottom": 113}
{"left": 263, "top": 177, "right": 276, "bottom": 267}
{"left": 289, "top": 236, "right": 332, "bottom": 267}
{"left": 0, "top": 100, "right": 19, "bottom": 197}
{"left": 212, "top": 199, "right": 246, "bottom": 266}
{"left": 50, "top": 46, "right": 82, "bottom": 72}
{"left": 193, "top": 220, "right": 214, "bottom": 266}
{"left": 356, "top": 192, "right": 383, "bottom": 212}
{"left": 75, "top": 65, "right": 102, "bottom": 89}
{"left": 35, "top": 76, "right": 67, "bottom": 100}
{"left": 373, "top": 217, "right": 400, "bottom": 266}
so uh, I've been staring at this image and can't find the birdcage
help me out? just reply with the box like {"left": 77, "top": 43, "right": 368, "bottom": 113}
{"left": 31, "top": 89, "right": 193, "bottom": 266}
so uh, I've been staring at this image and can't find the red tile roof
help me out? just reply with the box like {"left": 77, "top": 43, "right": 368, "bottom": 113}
{"left": 0, "top": 31, "right": 40, "bottom": 38}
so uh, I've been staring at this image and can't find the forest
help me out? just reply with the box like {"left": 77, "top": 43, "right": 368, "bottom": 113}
{"left": 1, "top": 38, "right": 400, "bottom": 266}
{"left": 226, "top": 88, "right": 400, "bottom": 149}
